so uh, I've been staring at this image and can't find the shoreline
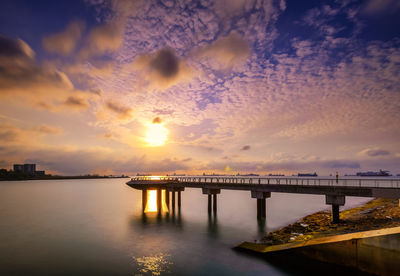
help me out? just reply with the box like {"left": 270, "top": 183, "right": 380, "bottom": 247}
{"left": 0, "top": 176, "right": 130, "bottom": 181}
{"left": 242, "top": 198, "right": 400, "bottom": 248}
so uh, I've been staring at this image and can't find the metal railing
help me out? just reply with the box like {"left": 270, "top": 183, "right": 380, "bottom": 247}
{"left": 130, "top": 176, "right": 400, "bottom": 188}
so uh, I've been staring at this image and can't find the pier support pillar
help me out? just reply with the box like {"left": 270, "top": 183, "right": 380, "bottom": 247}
{"left": 178, "top": 191, "right": 181, "bottom": 209}
{"left": 142, "top": 189, "right": 147, "bottom": 213}
{"left": 208, "top": 195, "right": 212, "bottom": 213}
{"left": 326, "top": 195, "right": 345, "bottom": 223}
{"left": 166, "top": 190, "right": 170, "bottom": 207}
{"left": 157, "top": 189, "right": 162, "bottom": 215}
{"left": 213, "top": 194, "right": 217, "bottom": 213}
{"left": 203, "top": 188, "right": 220, "bottom": 214}
{"left": 251, "top": 191, "right": 270, "bottom": 219}
{"left": 172, "top": 191, "right": 176, "bottom": 213}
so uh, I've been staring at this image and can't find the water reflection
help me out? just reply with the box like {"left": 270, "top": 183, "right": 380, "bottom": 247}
{"left": 258, "top": 218, "right": 266, "bottom": 235}
{"left": 144, "top": 189, "right": 169, "bottom": 213}
{"left": 207, "top": 213, "right": 219, "bottom": 238}
{"left": 133, "top": 253, "right": 172, "bottom": 275}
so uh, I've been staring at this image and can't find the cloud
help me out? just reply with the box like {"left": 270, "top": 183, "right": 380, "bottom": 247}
{"left": 64, "top": 96, "right": 90, "bottom": 110}
{"left": 150, "top": 49, "right": 179, "bottom": 78}
{"left": 240, "top": 145, "right": 251, "bottom": 151}
{"left": 31, "top": 125, "right": 63, "bottom": 135}
{"left": 21, "top": 148, "right": 188, "bottom": 175}
{"left": 43, "top": 20, "right": 85, "bottom": 55}
{"left": 134, "top": 48, "right": 192, "bottom": 89}
{"left": 80, "top": 23, "right": 123, "bottom": 58}
{"left": 0, "top": 35, "right": 95, "bottom": 111}
{"left": 105, "top": 101, "right": 133, "bottom": 120}
{"left": 360, "top": 148, "right": 391, "bottom": 157}
{"left": 152, "top": 117, "right": 162, "bottom": 124}
{"left": 0, "top": 35, "right": 34, "bottom": 60}
{"left": 363, "top": 0, "right": 400, "bottom": 15}
{"left": 205, "top": 159, "right": 361, "bottom": 173}
{"left": 195, "top": 32, "right": 250, "bottom": 70}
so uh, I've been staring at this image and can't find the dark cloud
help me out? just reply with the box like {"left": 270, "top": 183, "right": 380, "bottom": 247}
{"left": 31, "top": 125, "right": 63, "bottom": 135}
{"left": 365, "top": 149, "right": 390, "bottom": 157}
{"left": 322, "top": 161, "right": 360, "bottom": 169}
{"left": 105, "top": 101, "right": 132, "bottom": 119}
{"left": 0, "top": 35, "right": 34, "bottom": 59}
{"left": 240, "top": 145, "right": 251, "bottom": 151}
{"left": 152, "top": 116, "right": 162, "bottom": 124}
{"left": 24, "top": 151, "right": 188, "bottom": 175}
{"left": 64, "top": 96, "right": 89, "bottom": 109}
{"left": 153, "top": 108, "right": 174, "bottom": 115}
{"left": 150, "top": 49, "right": 179, "bottom": 78}
{"left": 0, "top": 35, "right": 95, "bottom": 111}
{"left": 0, "top": 130, "right": 18, "bottom": 142}
{"left": 182, "top": 158, "right": 192, "bottom": 162}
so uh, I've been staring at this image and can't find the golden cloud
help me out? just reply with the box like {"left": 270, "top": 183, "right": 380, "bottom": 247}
{"left": 195, "top": 32, "right": 250, "bottom": 70}
{"left": 80, "top": 23, "right": 123, "bottom": 58}
{"left": 42, "top": 20, "right": 85, "bottom": 55}
{"left": 0, "top": 35, "right": 97, "bottom": 111}
{"left": 104, "top": 100, "right": 133, "bottom": 120}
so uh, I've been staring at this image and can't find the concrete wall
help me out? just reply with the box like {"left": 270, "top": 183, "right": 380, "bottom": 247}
{"left": 294, "top": 233, "right": 400, "bottom": 276}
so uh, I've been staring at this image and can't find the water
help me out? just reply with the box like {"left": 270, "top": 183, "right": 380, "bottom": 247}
{"left": 0, "top": 179, "right": 371, "bottom": 275}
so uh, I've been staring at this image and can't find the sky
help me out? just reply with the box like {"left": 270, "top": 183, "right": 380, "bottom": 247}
{"left": 0, "top": 0, "right": 399, "bottom": 176}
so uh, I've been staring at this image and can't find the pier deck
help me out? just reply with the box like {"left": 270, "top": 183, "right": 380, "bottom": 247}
{"left": 126, "top": 176, "right": 400, "bottom": 223}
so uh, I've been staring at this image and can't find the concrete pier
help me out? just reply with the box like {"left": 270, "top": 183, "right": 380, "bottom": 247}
{"left": 203, "top": 188, "right": 220, "bottom": 214}
{"left": 142, "top": 189, "right": 147, "bottom": 213}
{"left": 251, "top": 191, "right": 271, "bottom": 219}
{"left": 326, "top": 195, "right": 345, "bottom": 223}
{"left": 128, "top": 176, "right": 400, "bottom": 224}
{"left": 157, "top": 189, "right": 162, "bottom": 215}
{"left": 172, "top": 191, "right": 176, "bottom": 212}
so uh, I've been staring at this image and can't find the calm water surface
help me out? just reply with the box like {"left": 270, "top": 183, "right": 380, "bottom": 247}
{"left": 0, "top": 179, "right": 371, "bottom": 275}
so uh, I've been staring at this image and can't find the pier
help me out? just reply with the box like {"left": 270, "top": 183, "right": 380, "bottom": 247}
{"left": 126, "top": 176, "right": 400, "bottom": 223}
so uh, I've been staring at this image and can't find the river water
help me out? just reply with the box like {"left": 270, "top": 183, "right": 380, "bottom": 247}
{"left": 0, "top": 178, "right": 372, "bottom": 275}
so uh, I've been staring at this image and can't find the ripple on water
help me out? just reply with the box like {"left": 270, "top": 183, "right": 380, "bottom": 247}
{"left": 133, "top": 253, "right": 172, "bottom": 275}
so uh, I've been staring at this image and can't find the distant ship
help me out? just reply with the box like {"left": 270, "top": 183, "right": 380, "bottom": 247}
{"left": 267, "top": 173, "right": 285, "bottom": 176}
{"left": 298, "top": 172, "right": 318, "bottom": 177}
{"left": 356, "top": 170, "right": 392, "bottom": 177}
{"left": 236, "top": 173, "right": 260, "bottom": 176}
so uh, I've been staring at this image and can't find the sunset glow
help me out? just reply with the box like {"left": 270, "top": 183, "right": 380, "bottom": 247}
{"left": 145, "top": 190, "right": 157, "bottom": 213}
{"left": 145, "top": 124, "right": 168, "bottom": 147}
{"left": 0, "top": 0, "right": 398, "bottom": 176}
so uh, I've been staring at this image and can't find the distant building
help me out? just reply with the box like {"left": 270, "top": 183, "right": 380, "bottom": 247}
{"left": 13, "top": 164, "right": 44, "bottom": 176}
{"left": 23, "top": 164, "right": 36, "bottom": 175}
{"left": 13, "top": 164, "right": 24, "bottom": 173}
{"left": 35, "top": 170, "right": 45, "bottom": 176}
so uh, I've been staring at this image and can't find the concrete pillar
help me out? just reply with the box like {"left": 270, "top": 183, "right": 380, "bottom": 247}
{"left": 157, "top": 189, "right": 162, "bottom": 215}
{"left": 213, "top": 194, "right": 217, "bottom": 213}
{"left": 166, "top": 190, "right": 169, "bottom": 207}
{"left": 332, "top": 204, "right": 340, "bottom": 223}
{"left": 142, "top": 189, "right": 147, "bottom": 213}
{"left": 178, "top": 191, "right": 181, "bottom": 209}
{"left": 172, "top": 191, "right": 176, "bottom": 213}
{"left": 203, "top": 188, "right": 220, "bottom": 214}
{"left": 326, "top": 195, "right": 345, "bottom": 223}
{"left": 251, "top": 191, "right": 270, "bottom": 220}
{"left": 208, "top": 194, "right": 212, "bottom": 213}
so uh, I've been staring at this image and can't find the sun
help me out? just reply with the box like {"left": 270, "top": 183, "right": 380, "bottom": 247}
{"left": 145, "top": 123, "right": 168, "bottom": 147}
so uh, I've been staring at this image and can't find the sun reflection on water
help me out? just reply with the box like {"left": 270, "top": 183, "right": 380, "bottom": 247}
{"left": 134, "top": 253, "right": 172, "bottom": 275}
{"left": 144, "top": 190, "right": 169, "bottom": 213}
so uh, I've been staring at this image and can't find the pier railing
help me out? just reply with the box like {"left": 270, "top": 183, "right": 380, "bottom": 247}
{"left": 130, "top": 176, "right": 400, "bottom": 188}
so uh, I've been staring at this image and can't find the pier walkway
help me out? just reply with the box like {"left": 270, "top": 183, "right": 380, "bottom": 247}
{"left": 126, "top": 176, "right": 400, "bottom": 223}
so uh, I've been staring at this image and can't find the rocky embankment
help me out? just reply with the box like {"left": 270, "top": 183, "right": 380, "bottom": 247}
{"left": 261, "top": 198, "right": 400, "bottom": 246}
